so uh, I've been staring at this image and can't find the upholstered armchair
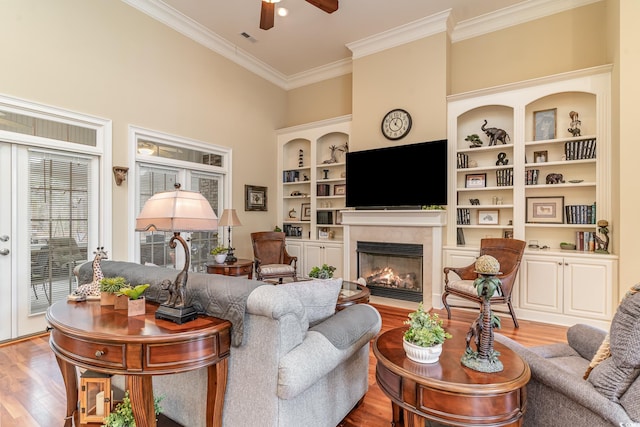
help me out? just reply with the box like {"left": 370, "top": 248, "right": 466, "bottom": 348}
{"left": 251, "top": 231, "right": 298, "bottom": 283}
{"left": 442, "top": 238, "right": 526, "bottom": 327}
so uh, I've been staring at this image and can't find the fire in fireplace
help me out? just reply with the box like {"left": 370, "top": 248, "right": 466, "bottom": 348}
{"left": 356, "top": 241, "right": 423, "bottom": 302}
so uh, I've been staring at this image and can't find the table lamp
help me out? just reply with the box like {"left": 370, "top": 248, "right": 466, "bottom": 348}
{"left": 135, "top": 185, "right": 217, "bottom": 324}
{"left": 218, "top": 208, "right": 242, "bottom": 263}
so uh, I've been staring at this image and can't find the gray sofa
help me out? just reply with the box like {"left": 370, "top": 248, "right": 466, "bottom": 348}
{"left": 494, "top": 287, "right": 640, "bottom": 427}
{"left": 75, "top": 261, "right": 382, "bottom": 427}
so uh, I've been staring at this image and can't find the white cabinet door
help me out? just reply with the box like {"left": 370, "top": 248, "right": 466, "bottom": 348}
{"left": 323, "top": 243, "right": 343, "bottom": 279}
{"left": 303, "top": 243, "right": 324, "bottom": 278}
{"left": 302, "top": 241, "right": 343, "bottom": 279}
{"left": 520, "top": 255, "right": 563, "bottom": 314}
{"left": 563, "top": 258, "right": 615, "bottom": 320}
{"left": 285, "top": 240, "right": 304, "bottom": 276}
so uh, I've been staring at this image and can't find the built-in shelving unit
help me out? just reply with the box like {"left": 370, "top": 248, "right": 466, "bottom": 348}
{"left": 277, "top": 115, "right": 350, "bottom": 278}
{"left": 443, "top": 66, "right": 618, "bottom": 328}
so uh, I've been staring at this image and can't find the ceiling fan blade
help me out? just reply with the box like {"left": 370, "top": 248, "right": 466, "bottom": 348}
{"left": 260, "top": 1, "right": 275, "bottom": 30}
{"left": 306, "top": 0, "right": 338, "bottom": 14}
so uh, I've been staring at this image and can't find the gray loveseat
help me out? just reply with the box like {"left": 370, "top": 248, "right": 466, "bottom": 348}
{"left": 75, "top": 261, "right": 381, "bottom": 427}
{"left": 494, "top": 287, "right": 640, "bottom": 427}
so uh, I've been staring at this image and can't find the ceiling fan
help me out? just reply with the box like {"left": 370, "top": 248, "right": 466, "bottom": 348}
{"left": 260, "top": 0, "right": 338, "bottom": 30}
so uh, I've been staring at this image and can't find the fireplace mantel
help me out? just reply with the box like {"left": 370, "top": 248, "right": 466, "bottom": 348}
{"left": 342, "top": 210, "right": 446, "bottom": 309}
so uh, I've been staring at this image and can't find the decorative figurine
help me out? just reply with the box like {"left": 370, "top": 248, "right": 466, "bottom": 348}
{"left": 496, "top": 152, "right": 509, "bottom": 165}
{"left": 546, "top": 173, "right": 565, "bottom": 184}
{"left": 465, "top": 134, "right": 482, "bottom": 148}
{"left": 469, "top": 198, "right": 480, "bottom": 205}
{"left": 594, "top": 219, "right": 610, "bottom": 254}
{"left": 323, "top": 169, "right": 329, "bottom": 179}
{"left": 461, "top": 255, "right": 504, "bottom": 373}
{"left": 568, "top": 111, "right": 581, "bottom": 137}
{"left": 298, "top": 149, "right": 304, "bottom": 167}
{"left": 323, "top": 141, "right": 349, "bottom": 164}
{"left": 481, "top": 120, "right": 510, "bottom": 145}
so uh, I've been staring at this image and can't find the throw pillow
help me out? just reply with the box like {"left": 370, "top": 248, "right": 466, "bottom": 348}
{"left": 587, "top": 289, "right": 640, "bottom": 401}
{"left": 280, "top": 278, "right": 343, "bottom": 325}
{"left": 585, "top": 283, "right": 640, "bottom": 379}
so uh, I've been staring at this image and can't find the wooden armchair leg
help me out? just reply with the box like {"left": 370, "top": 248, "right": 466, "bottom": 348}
{"left": 441, "top": 292, "right": 452, "bottom": 319}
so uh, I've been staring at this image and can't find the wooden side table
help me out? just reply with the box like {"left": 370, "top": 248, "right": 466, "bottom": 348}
{"left": 206, "top": 258, "right": 253, "bottom": 279}
{"left": 374, "top": 324, "right": 530, "bottom": 426}
{"left": 46, "top": 300, "right": 231, "bottom": 427}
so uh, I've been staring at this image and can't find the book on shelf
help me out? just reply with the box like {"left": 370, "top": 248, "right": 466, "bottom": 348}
{"left": 496, "top": 168, "right": 513, "bottom": 186}
{"left": 575, "top": 231, "right": 596, "bottom": 252}
{"left": 457, "top": 208, "right": 470, "bottom": 225}
{"left": 457, "top": 153, "right": 469, "bottom": 169}
{"left": 316, "top": 183, "right": 330, "bottom": 196}
{"left": 283, "top": 170, "right": 300, "bottom": 183}
{"left": 564, "top": 138, "right": 596, "bottom": 160}
{"left": 565, "top": 203, "right": 596, "bottom": 224}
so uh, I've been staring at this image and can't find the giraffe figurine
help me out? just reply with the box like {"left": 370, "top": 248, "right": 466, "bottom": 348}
{"left": 72, "top": 247, "right": 108, "bottom": 298}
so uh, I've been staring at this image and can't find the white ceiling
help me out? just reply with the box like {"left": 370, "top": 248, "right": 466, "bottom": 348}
{"left": 123, "top": 0, "right": 597, "bottom": 89}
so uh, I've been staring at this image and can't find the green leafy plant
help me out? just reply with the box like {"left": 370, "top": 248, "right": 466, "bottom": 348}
{"left": 100, "top": 277, "right": 128, "bottom": 293}
{"left": 308, "top": 264, "right": 336, "bottom": 279}
{"left": 210, "top": 245, "right": 228, "bottom": 255}
{"left": 116, "top": 284, "right": 150, "bottom": 300}
{"left": 102, "top": 390, "right": 162, "bottom": 427}
{"left": 465, "top": 133, "right": 483, "bottom": 147}
{"left": 403, "top": 303, "right": 452, "bottom": 347}
{"left": 273, "top": 225, "right": 282, "bottom": 232}
{"left": 421, "top": 205, "right": 446, "bottom": 210}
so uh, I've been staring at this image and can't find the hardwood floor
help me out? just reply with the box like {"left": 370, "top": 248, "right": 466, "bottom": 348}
{"left": 0, "top": 306, "right": 568, "bottom": 427}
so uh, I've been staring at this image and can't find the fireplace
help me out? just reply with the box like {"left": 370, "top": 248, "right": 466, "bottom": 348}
{"left": 341, "top": 210, "right": 446, "bottom": 308}
{"left": 357, "top": 242, "right": 423, "bottom": 302}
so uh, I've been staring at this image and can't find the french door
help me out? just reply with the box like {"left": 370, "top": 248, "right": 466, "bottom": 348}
{"left": 0, "top": 142, "right": 99, "bottom": 340}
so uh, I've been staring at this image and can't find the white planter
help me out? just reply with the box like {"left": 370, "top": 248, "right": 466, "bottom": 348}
{"left": 215, "top": 254, "right": 227, "bottom": 264}
{"left": 402, "top": 338, "right": 443, "bottom": 364}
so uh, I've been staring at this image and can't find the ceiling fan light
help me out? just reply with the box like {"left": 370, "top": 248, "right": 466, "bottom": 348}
{"left": 277, "top": 7, "right": 288, "bottom": 17}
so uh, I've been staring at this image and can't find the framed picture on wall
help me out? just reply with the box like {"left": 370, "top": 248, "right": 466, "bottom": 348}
{"left": 534, "top": 108, "right": 557, "bottom": 141}
{"left": 301, "top": 203, "right": 311, "bottom": 221}
{"left": 526, "top": 196, "right": 564, "bottom": 223}
{"left": 478, "top": 210, "right": 499, "bottom": 225}
{"left": 245, "top": 185, "right": 267, "bottom": 211}
{"left": 465, "top": 173, "right": 487, "bottom": 188}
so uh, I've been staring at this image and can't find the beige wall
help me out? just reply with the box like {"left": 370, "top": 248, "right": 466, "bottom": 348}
{"left": 351, "top": 34, "right": 449, "bottom": 151}
{"left": 450, "top": 3, "right": 608, "bottom": 94}
{"left": 285, "top": 75, "right": 352, "bottom": 127}
{"left": 618, "top": 0, "right": 640, "bottom": 294}
{"left": 1, "top": 0, "right": 287, "bottom": 260}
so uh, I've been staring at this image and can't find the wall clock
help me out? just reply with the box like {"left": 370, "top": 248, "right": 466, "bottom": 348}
{"left": 381, "top": 108, "right": 412, "bottom": 140}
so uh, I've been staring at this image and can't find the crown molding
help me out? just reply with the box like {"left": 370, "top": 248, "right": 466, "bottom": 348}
{"left": 452, "top": 0, "right": 602, "bottom": 42}
{"left": 123, "top": 0, "right": 602, "bottom": 90}
{"left": 346, "top": 10, "right": 453, "bottom": 60}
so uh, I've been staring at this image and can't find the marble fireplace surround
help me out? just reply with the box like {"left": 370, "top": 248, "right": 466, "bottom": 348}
{"left": 341, "top": 210, "right": 446, "bottom": 309}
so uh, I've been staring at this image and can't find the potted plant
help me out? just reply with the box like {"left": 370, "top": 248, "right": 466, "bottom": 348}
{"left": 308, "top": 264, "right": 336, "bottom": 279}
{"left": 116, "top": 284, "right": 150, "bottom": 316}
{"left": 102, "top": 390, "right": 163, "bottom": 427}
{"left": 210, "top": 244, "right": 228, "bottom": 264}
{"left": 403, "top": 303, "right": 452, "bottom": 364}
{"left": 100, "top": 277, "right": 128, "bottom": 306}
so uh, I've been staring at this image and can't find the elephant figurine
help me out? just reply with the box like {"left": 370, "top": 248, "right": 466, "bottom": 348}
{"left": 481, "top": 120, "right": 510, "bottom": 145}
{"left": 546, "top": 173, "right": 565, "bottom": 184}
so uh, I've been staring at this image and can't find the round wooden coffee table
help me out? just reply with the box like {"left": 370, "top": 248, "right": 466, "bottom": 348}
{"left": 374, "top": 324, "right": 530, "bottom": 426}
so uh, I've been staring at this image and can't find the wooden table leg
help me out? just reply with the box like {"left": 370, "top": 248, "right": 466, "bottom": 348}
{"left": 127, "top": 375, "right": 156, "bottom": 427}
{"left": 55, "top": 355, "right": 78, "bottom": 427}
{"left": 206, "top": 358, "right": 228, "bottom": 427}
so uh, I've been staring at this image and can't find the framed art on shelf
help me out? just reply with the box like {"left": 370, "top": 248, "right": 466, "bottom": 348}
{"left": 534, "top": 150, "right": 548, "bottom": 163}
{"left": 478, "top": 210, "right": 499, "bottom": 225}
{"left": 245, "top": 185, "right": 267, "bottom": 211}
{"left": 333, "top": 184, "right": 346, "bottom": 195}
{"left": 465, "top": 173, "right": 487, "bottom": 189}
{"left": 534, "top": 108, "right": 557, "bottom": 140}
{"left": 301, "top": 203, "right": 311, "bottom": 221}
{"left": 526, "top": 196, "right": 564, "bottom": 223}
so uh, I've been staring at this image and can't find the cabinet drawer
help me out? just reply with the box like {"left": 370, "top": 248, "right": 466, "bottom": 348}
{"left": 51, "top": 330, "right": 127, "bottom": 369}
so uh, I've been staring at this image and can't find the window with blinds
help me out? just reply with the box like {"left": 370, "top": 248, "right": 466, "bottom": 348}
{"left": 29, "top": 151, "right": 91, "bottom": 312}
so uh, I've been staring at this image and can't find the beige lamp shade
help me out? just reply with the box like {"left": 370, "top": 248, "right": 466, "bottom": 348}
{"left": 135, "top": 190, "right": 218, "bottom": 232}
{"left": 218, "top": 209, "right": 242, "bottom": 227}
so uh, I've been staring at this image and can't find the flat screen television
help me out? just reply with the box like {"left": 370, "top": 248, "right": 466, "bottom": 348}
{"left": 345, "top": 139, "right": 447, "bottom": 209}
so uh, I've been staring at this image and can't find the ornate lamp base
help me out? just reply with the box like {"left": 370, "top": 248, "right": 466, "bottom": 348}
{"left": 461, "top": 349, "right": 504, "bottom": 373}
{"left": 154, "top": 304, "right": 198, "bottom": 324}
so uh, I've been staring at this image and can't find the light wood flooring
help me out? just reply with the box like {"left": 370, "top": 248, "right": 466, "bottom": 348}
{"left": 0, "top": 305, "right": 568, "bottom": 427}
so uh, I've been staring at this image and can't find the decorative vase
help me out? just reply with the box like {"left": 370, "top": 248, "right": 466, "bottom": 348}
{"left": 215, "top": 254, "right": 227, "bottom": 264}
{"left": 114, "top": 294, "right": 128, "bottom": 310}
{"left": 402, "top": 338, "right": 443, "bottom": 364}
{"left": 100, "top": 292, "right": 115, "bottom": 306}
{"left": 127, "top": 297, "right": 146, "bottom": 317}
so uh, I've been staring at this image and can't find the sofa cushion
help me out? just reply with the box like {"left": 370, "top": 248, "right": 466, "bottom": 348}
{"left": 279, "top": 278, "right": 343, "bottom": 325}
{"left": 588, "top": 290, "right": 640, "bottom": 400}
{"left": 585, "top": 284, "right": 640, "bottom": 379}
{"left": 309, "top": 304, "right": 380, "bottom": 350}
{"left": 620, "top": 374, "right": 640, "bottom": 422}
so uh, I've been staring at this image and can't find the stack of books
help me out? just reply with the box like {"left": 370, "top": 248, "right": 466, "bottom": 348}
{"left": 457, "top": 208, "right": 470, "bottom": 225}
{"left": 496, "top": 168, "right": 513, "bottom": 186}
{"left": 525, "top": 169, "right": 540, "bottom": 185}
{"left": 565, "top": 138, "right": 596, "bottom": 160}
{"left": 457, "top": 153, "right": 469, "bottom": 168}
{"left": 565, "top": 203, "right": 596, "bottom": 224}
